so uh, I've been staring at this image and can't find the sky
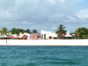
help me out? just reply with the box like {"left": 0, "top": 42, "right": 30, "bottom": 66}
{"left": 0, "top": 0, "right": 88, "bottom": 33}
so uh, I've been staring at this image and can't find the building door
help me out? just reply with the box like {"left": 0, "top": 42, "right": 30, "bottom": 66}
{"left": 49, "top": 36, "right": 52, "bottom": 39}
{"left": 44, "top": 34, "right": 46, "bottom": 39}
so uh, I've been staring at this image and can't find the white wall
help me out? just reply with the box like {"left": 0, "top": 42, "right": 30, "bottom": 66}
{"left": 19, "top": 33, "right": 30, "bottom": 40}
{"left": 41, "top": 30, "right": 57, "bottom": 39}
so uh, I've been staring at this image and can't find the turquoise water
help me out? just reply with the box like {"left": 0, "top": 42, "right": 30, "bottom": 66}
{"left": 0, "top": 46, "right": 88, "bottom": 66}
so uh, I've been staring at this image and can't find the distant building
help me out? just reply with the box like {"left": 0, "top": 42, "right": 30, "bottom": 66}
{"left": 41, "top": 30, "right": 57, "bottom": 40}
{"left": 30, "top": 33, "right": 41, "bottom": 40}
{"left": 7, "top": 32, "right": 41, "bottom": 40}
{"left": 64, "top": 31, "right": 74, "bottom": 39}
{"left": 0, "top": 32, "right": 8, "bottom": 39}
{"left": 7, "top": 32, "right": 31, "bottom": 39}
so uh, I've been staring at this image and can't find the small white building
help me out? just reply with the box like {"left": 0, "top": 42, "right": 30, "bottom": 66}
{"left": 64, "top": 31, "right": 74, "bottom": 39}
{"left": 19, "top": 32, "right": 31, "bottom": 40}
{"left": 41, "top": 30, "right": 57, "bottom": 40}
{"left": 0, "top": 32, "right": 7, "bottom": 38}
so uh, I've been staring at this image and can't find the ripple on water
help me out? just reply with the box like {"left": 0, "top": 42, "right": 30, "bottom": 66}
{"left": 0, "top": 46, "right": 87, "bottom": 66}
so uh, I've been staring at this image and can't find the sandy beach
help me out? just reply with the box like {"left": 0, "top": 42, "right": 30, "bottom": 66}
{"left": 0, "top": 39, "right": 88, "bottom": 45}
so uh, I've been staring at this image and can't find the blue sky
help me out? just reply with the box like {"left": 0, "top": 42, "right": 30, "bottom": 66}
{"left": 75, "top": 0, "right": 88, "bottom": 11}
{"left": 0, "top": 0, "right": 88, "bottom": 33}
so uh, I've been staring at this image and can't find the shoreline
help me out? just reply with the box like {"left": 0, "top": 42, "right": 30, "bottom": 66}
{"left": 0, "top": 39, "right": 88, "bottom": 45}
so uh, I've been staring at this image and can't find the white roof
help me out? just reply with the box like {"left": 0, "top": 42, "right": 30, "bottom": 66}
{"left": 19, "top": 35, "right": 24, "bottom": 38}
{"left": 64, "top": 35, "right": 73, "bottom": 37}
{"left": 64, "top": 31, "right": 73, "bottom": 37}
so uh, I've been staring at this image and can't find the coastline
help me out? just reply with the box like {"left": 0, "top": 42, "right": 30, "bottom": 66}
{"left": 0, "top": 39, "right": 88, "bottom": 45}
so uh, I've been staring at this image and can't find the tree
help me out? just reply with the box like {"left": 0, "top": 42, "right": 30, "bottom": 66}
{"left": 10, "top": 28, "right": 32, "bottom": 35}
{"left": 32, "top": 29, "right": 38, "bottom": 33}
{"left": 74, "top": 28, "right": 80, "bottom": 39}
{"left": 74, "top": 27, "right": 88, "bottom": 39}
{"left": 18, "top": 28, "right": 24, "bottom": 33}
{"left": 11, "top": 28, "right": 16, "bottom": 34}
{"left": 16, "top": 29, "right": 19, "bottom": 35}
{"left": 55, "top": 24, "right": 66, "bottom": 39}
{"left": 1, "top": 27, "right": 8, "bottom": 34}
{"left": 25, "top": 29, "right": 31, "bottom": 33}
{"left": 10, "top": 28, "right": 25, "bottom": 35}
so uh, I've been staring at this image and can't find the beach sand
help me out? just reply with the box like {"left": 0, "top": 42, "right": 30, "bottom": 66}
{"left": 0, "top": 39, "right": 88, "bottom": 45}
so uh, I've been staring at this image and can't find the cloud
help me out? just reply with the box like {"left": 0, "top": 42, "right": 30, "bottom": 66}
{"left": 49, "top": 0, "right": 56, "bottom": 4}
{"left": 0, "top": 9, "right": 11, "bottom": 18}
{"left": 59, "top": 0, "right": 65, "bottom": 3}
{"left": 0, "top": 0, "right": 88, "bottom": 33}
{"left": 68, "top": 16, "right": 76, "bottom": 20}
{"left": 22, "top": 21, "right": 32, "bottom": 25}
{"left": 76, "top": 9, "right": 88, "bottom": 19}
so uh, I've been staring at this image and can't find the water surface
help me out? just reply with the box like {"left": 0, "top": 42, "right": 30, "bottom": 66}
{"left": 0, "top": 46, "right": 88, "bottom": 66}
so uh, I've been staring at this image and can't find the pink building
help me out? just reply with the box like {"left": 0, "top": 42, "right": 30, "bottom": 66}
{"left": 30, "top": 33, "right": 41, "bottom": 40}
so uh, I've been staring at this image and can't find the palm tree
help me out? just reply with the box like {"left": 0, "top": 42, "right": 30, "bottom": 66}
{"left": 74, "top": 27, "right": 87, "bottom": 39}
{"left": 26, "top": 29, "right": 31, "bottom": 33}
{"left": 1, "top": 27, "right": 8, "bottom": 35}
{"left": 32, "top": 29, "right": 38, "bottom": 33}
{"left": 55, "top": 24, "right": 66, "bottom": 39}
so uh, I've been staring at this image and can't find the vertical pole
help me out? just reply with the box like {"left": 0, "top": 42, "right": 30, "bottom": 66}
{"left": 6, "top": 39, "right": 7, "bottom": 45}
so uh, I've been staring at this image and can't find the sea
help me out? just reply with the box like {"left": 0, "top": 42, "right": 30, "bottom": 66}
{"left": 0, "top": 46, "right": 88, "bottom": 66}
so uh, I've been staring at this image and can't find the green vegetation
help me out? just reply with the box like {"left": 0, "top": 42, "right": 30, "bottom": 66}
{"left": 0, "top": 27, "right": 8, "bottom": 35}
{"left": 38, "top": 36, "right": 41, "bottom": 38}
{"left": 55, "top": 24, "right": 88, "bottom": 39}
{"left": 32, "top": 29, "right": 38, "bottom": 33}
{"left": 74, "top": 27, "right": 88, "bottom": 39}
{"left": 9, "top": 28, "right": 27, "bottom": 35}
{"left": 0, "top": 27, "right": 38, "bottom": 35}
{"left": 25, "top": 29, "right": 31, "bottom": 33}
{"left": 9, "top": 28, "right": 39, "bottom": 35}
{"left": 1, "top": 25, "right": 88, "bottom": 39}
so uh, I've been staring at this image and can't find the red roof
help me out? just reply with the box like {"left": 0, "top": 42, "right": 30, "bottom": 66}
{"left": 7, "top": 35, "right": 20, "bottom": 38}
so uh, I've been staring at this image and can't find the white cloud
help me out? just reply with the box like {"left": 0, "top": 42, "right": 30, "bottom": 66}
{"left": 0, "top": 9, "right": 11, "bottom": 18}
{"left": 49, "top": 0, "right": 56, "bottom": 4}
{"left": 0, "top": 0, "right": 88, "bottom": 33}
{"left": 76, "top": 9, "right": 88, "bottom": 19}
{"left": 68, "top": 16, "right": 76, "bottom": 20}
{"left": 59, "top": 0, "right": 65, "bottom": 3}
{"left": 22, "top": 21, "right": 32, "bottom": 25}
{"left": 49, "top": 13, "right": 64, "bottom": 21}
